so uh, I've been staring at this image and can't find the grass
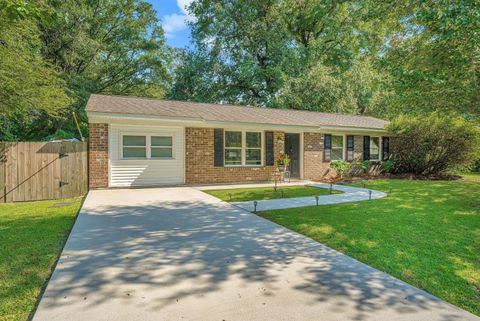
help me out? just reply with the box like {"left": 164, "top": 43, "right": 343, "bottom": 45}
{"left": 205, "top": 185, "right": 341, "bottom": 202}
{"left": 0, "top": 198, "right": 83, "bottom": 321}
{"left": 258, "top": 175, "right": 480, "bottom": 315}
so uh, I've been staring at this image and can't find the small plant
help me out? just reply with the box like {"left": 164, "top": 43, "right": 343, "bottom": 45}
{"left": 277, "top": 153, "right": 290, "bottom": 167}
{"left": 330, "top": 160, "right": 351, "bottom": 178}
{"left": 361, "top": 160, "right": 371, "bottom": 174}
{"left": 381, "top": 160, "right": 393, "bottom": 173}
{"left": 277, "top": 153, "right": 291, "bottom": 175}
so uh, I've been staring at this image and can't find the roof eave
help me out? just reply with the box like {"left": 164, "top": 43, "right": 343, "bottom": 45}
{"left": 87, "top": 111, "right": 388, "bottom": 133}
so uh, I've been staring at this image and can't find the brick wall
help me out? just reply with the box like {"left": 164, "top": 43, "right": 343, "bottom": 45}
{"left": 89, "top": 123, "right": 109, "bottom": 189}
{"left": 303, "top": 132, "right": 334, "bottom": 180}
{"left": 303, "top": 133, "right": 366, "bottom": 180}
{"left": 185, "top": 127, "right": 284, "bottom": 184}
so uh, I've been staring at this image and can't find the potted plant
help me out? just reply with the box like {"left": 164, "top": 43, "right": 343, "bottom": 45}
{"left": 277, "top": 154, "right": 290, "bottom": 172}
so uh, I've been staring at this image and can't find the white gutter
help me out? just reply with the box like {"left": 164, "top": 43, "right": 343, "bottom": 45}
{"left": 86, "top": 111, "right": 204, "bottom": 123}
{"left": 87, "top": 111, "right": 388, "bottom": 134}
{"left": 318, "top": 125, "right": 388, "bottom": 133}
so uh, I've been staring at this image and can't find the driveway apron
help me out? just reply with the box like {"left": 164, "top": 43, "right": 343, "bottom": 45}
{"left": 33, "top": 187, "right": 479, "bottom": 321}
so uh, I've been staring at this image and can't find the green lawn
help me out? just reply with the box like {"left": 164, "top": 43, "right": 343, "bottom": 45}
{"left": 0, "top": 198, "right": 83, "bottom": 321}
{"left": 206, "top": 185, "right": 341, "bottom": 202}
{"left": 258, "top": 175, "right": 480, "bottom": 316}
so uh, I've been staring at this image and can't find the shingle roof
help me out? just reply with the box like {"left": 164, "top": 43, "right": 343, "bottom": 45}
{"left": 86, "top": 94, "right": 388, "bottom": 130}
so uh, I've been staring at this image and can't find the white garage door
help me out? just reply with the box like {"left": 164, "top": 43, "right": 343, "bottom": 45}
{"left": 109, "top": 124, "right": 184, "bottom": 187}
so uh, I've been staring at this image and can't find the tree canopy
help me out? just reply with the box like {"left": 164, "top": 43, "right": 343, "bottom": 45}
{"left": 0, "top": 0, "right": 173, "bottom": 140}
{"left": 170, "top": 0, "right": 479, "bottom": 120}
{"left": 1, "top": 0, "right": 478, "bottom": 141}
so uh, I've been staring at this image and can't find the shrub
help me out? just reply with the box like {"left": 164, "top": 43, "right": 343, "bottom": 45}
{"left": 473, "top": 159, "right": 480, "bottom": 172}
{"left": 361, "top": 160, "right": 371, "bottom": 173}
{"left": 381, "top": 160, "right": 393, "bottom": 173}
{"left": 330, "top": 160, "right": 351, "bottom": 177}
{"left": 387, "top": 113, "right": 480, "bottom": 175}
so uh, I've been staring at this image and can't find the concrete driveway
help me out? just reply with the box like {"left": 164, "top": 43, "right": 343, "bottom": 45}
{"left": 33, "top": 187, "right": 479, "bottom": 321}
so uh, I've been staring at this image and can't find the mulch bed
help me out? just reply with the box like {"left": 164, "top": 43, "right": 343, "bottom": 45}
{"left": 314, "top": 173, "right": 463, "bottom": 184}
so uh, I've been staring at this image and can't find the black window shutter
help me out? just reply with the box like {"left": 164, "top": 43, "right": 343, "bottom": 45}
{"left": 265, "top": 131, "right": 274, "bottom": 166}
{"left": 324, "top": 134, "right": 332, "bottom": 161}
{"left": 214, "top": 128, "right": 224, "bottom": 167}
{"left": 382, "top": 137, "right": 390, "bottom": 160}
{"left": 347, "top": 135, "right": 354, "bottom": 161}
{"left": 363, "top": 136, "right": 370, "bottom": 160}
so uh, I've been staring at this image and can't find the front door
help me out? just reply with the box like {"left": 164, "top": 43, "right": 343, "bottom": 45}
{"left": 284, "top": 133, "right": 300, "bottom": 178}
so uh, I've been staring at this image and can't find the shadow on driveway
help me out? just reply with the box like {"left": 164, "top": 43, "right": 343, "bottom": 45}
{"left": 33, "top": 187, "right": 479, "bottom": 321}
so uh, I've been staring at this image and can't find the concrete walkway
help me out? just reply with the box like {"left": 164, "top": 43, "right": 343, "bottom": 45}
{"left": 33, "top": 187, "right": 479, "bottom": 321}
{"left": 230, "top": 183, "right": 387, "bottom": 212}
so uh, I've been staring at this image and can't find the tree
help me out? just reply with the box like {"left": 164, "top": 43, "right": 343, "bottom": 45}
{"left": 0, "top": 1, "right": 71, "bottom": 119}
{"left": 1, "top": 0, "right": 173, "bottom": 141}
{"left": 183, "top": 0, "right": 294, "bottom": 106}
{"left": 171, "top": 0, "right": 400, "bottom": 114}
{"left": 382, "top": 1, "right": 480, "bottom": 119}
{"left": 274, "top": 55, "right": 391, "bottom": 115}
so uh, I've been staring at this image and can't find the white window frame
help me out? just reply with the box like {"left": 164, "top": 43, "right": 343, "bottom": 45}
{"left": 331, "top": 135, "right": 345, "bottom": 161}
{"left": 369, "top": 136, "right": 381, "bottom": 161}
{"left": 150, "top": 135, "right": 174, "bottom": 159}
{"left": 224, "top": 130, "right": 264, "bottom": 167}
{"left": 121, "top": 133, "right": 174, "bottom": 160}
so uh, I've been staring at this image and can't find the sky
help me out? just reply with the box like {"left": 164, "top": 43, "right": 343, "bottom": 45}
{"left": 147, "top": 0, "right": 194, "bottom": 49}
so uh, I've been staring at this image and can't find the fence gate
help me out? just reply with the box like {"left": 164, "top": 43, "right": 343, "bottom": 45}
{"left": 0, "top": 141, "right": 88, "bottom": 203}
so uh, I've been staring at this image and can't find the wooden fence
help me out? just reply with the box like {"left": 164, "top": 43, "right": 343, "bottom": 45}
{"left": 0, "top": 141, "right": 88, "bottom": 203}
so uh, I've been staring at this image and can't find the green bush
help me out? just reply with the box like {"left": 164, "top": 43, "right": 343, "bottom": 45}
{"left": 381, "top": 160, "right": 393, "bottom": 173}
{"left": 361, "top": 160, "right": 371, "bottom": 173}
{"left": 387, "top": 113, "right": 480, "bottom": 175}
{"left": 330, "top": 160, "right": 351, "bottom": 177}
{"left": 473, "top": 159, "right": 480, "bottom": 172}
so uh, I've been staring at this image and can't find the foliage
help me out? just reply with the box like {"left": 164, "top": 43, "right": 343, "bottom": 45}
{"left": 474, "top": 159, "right": 480, "bottom": 173}
{"left": 274, "top": 55, "right": 391, "bottom": 114}
{"left": 171, "top": 0, "right": 397, "bottom": 112}
{"left": 0, "top": 0, "right": 173, "bottom": 141}
{"left": 277, "top": 153, "right": 290, "bottom": 166}
{"left": 205, "top": 185, "right": 340, "bottom": 202}
{"left": 383, "top": 1, "right": 480, "bottom": 119}
{"left": 0, "top": 5, "right": 71, "bottom": 119}
{"left": 170, "top": 0, "right": 480, "bottom": 121}
{"left": 330, "top": 160, "right": 351, "bottom": 176}
{"left": 0, "top": 197, "right": 82, "bottom": 321}
{"left": 380, "top": 160, "right": 393, "bottom": 173}
{"left": 361, "top": 160, "right": 371, "bottom": 173}
{"left": 387, "top": 113, "right": 480, "bottom": 175}
{"left": 259, "top": 177, "right": 480, "bottom": 315}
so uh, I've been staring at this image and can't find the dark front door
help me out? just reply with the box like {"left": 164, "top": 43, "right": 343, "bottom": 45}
{"left": 284, "top": 133, "right": 300, "bottom": 178}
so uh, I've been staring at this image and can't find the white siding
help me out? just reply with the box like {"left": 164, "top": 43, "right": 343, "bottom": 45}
{"left": 109, "top": 124, "right": 184, "bottom": 187}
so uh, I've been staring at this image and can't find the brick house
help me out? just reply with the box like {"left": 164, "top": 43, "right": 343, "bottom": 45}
{"left": 86, "top": 94, "right": 390, "bottom": 188}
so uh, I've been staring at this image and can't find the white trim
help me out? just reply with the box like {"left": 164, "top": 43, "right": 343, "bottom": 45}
{"left": 108, "top": 124, "right": 112, "bottom": 188}
{"left": 183, "top": 127, "right": 186, "bottom": 184}
{"left": 318, "top": 125, "right": 387, "bottom": 133}
{"left": 120, "top": 133, "right": 175, "bottom": 160}
{"left": 331, "top": 134, "right": 345, "bottom": 161}
{"left": 87, "top": 112, "right": 388, "bottom": 134}
{"left": 369, "top": 136, "right": 382, "bottom": 161}
{"left": 299, "top": 132, "right": 304, "bottom": 179}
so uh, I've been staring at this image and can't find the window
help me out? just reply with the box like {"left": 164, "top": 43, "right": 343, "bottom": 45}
{"left": 331, "top": 135, "right": 344, "bottom": 160}
{"left": 224, "top": 130, "right": 263, "bottom": 166}
{"left": 151, "top": 136, "right": 173, "bottom": 158}
{"left": 122, "top": 134, "right": 173, "bottom": 159}
{"left": 246, "top": 132, "right": 262, "bottom": 165}
{"left": 370, "top": 137, "right": 380, "bottom": 160}
{"left": 225, "top": 131, "right": 242, "bottom": 165}
{"left": 123, "top": 136, "right": 146, "bottom": 159}
{"left": 346, "top": 135, "right": 354, "bottom": 161}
